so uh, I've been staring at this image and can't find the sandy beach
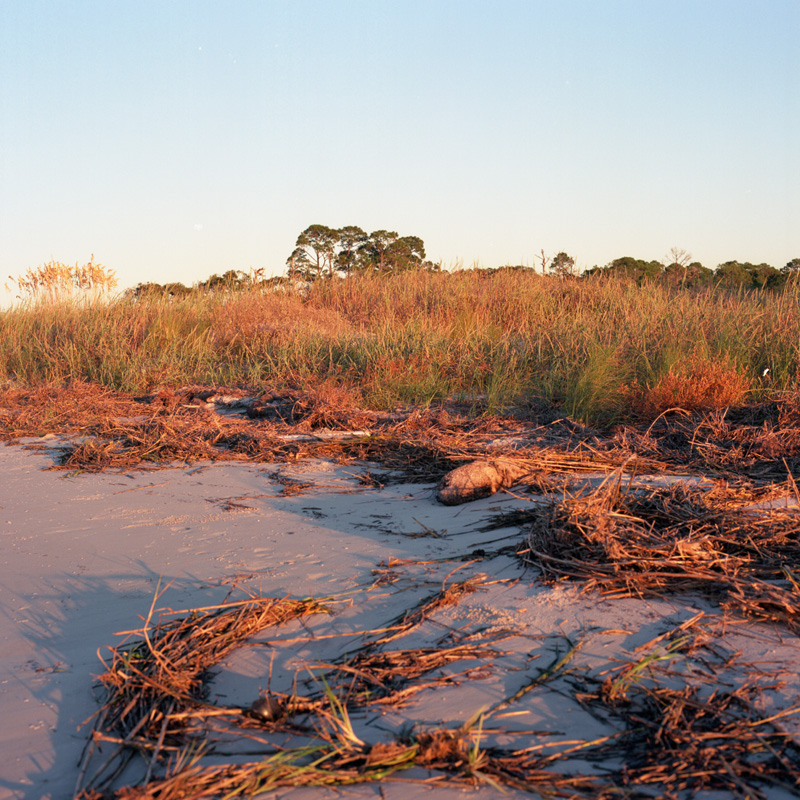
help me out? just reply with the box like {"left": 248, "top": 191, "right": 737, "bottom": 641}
{"left": 2, "top": 438, "right": 800, "bottom": 799}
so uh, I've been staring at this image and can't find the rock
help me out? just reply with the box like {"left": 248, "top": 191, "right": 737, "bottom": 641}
{"left": 248, "top": 694, "right": 285, "bottom": 721}
{"left": 436, "top": 459, "right": 531, "bottom": 506}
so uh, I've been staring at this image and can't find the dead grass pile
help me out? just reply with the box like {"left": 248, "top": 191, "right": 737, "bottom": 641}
{"left": 0, "top": 383, "right": 143, "bottom": 439}
{"left": 523, "top": 475, "right": 800, "bottom": 629}
{"left": 0, "top": 383, "right": 454, "bottom": 479}
{"left": 8, "top": 381, "right": 800, "bottom": 515}
{"left": 617, "top": 398, "right": 800, "bottom": 481}
{"left": 313, "top": 641, "right": 504, "bottom": 708}
{"left": 375, "top": 575, "right": 488, "bottom": 644}
{"left": 571, "top": 615, "right": 800, "bottom": 798}
{"left": 76, "top": 592, "right": 800, "bottom": 800}
{"left": 245, "top": 384, "right": 372, "bottom": 430}
{"left": 1, "top": 382, "right": 640, "bottom": 487}
{"left": 592, "top": 682, "right": 800, "bottom": 796}
{"left": 76, "top": 591, "right": 326, "bottom": 797}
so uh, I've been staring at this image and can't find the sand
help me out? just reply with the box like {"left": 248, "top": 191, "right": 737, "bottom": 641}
{"left": 1, "top": 440, "right": 800, "bottom": 799}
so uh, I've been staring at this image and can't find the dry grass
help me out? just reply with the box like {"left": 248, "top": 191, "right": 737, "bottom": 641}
{"left": 75, "top": 589, "right": 800, "bottom": 799}
{"left": 7, "top": 255, "right": 118, "bottom": 305}
{"left": 616, "top": 399, "right": 800, "bottom": 480}
{"left": 523, "top": 475, "right": 800, "bottom": 630}
{"left": 311, "top": 641, "right": 505, "bottom": 708}
{"left": 3, "top": 270, "right": 799, "bottom": 423}
{"left": 76, "top": 590, "right": 326, "bottom": 797}
{"left": 0, "top": 382, "right": 646, "bottom": 484}
{"left": 3, "top": 381, "right": 800, "bottom": 500}
{"left": 627, "top": 356, "right": 751, "bottom": 418}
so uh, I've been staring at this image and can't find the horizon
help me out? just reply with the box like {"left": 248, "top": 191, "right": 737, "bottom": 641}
{"left": 2, "top": 1, "right": 798, "bottom": 299}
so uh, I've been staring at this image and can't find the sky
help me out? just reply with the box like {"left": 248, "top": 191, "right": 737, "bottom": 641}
{"left": 1, "top": 0, "right": 798, "bottom": 298}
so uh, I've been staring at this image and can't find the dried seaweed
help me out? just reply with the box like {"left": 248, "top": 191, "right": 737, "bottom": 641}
{"left": 76, "top": 593, "right": 800, "bottom": 800}
{"left": 522, "top": 476, "right": 800, "bottom": 630}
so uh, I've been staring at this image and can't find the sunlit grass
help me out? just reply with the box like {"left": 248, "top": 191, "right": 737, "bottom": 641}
{"left": 1, "top": 269, "right": 798, "bottom": 426}
{"left": 6, "top": 255, "right": 118, "bottom": 306}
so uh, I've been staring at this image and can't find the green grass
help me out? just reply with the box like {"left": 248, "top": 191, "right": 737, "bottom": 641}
{"left": 1, "top": 270, "right": 798, "bottom": 426}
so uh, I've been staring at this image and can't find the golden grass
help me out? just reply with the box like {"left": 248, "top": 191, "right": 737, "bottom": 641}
{"left": 2, "top": 270, "right": 799, "bottom": 423}
{"left": 7, "top": 255, "right": 117, "bottom": 305}
{"left": 627, "top": 356, "right": 752, "bottom": 418}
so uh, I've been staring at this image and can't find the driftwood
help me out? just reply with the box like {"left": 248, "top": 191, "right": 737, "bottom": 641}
{"left": 436, "top": 459, "right": 530, "bottom": 505}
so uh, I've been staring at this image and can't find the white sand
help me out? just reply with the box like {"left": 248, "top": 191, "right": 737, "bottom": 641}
{"left": 1, "top": 441, "right": 799, "bottom": 800}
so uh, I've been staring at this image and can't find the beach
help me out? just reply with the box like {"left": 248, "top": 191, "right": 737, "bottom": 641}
{"left": 2, "top": 438, "right": 800, "bottom": 799}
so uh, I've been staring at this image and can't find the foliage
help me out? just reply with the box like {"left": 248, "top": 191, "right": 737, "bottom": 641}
{"left": 583, "top": 253, "right": 793, "bottom": 290}
{"left": 661, "top": 261, "right": 714, "bottom": 288}
{"left": 125, "top": 269, "right": 290, "bottom": 300}
{"left": 286, "top": 224, "right": 341, "bottom": 279}
{"left": 715, "top": 260, "right": 781, "bottom": 288}
{"left": 548, "top": 251, "right": 575, "bottom": 278}
{"left": 286, "top": 224, "right": 437, "bottom": 280}
{"left": 195, "top": 269, "right": 253, "bottom": 292}
{"left": 783, "top": 257, "right": 800, "bottom": 273}
{"left": 127, "top": 281, "right": 192, "bottom": 300}
{"left": 589, "top": 256, "right": 665, "bottom": 284}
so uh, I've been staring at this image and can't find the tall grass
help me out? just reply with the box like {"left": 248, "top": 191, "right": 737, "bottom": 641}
{"left": 1, "top": 270, "right": 798, "bottom": 425}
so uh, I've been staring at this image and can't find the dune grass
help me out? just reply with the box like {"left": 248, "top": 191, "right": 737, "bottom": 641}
{"left": 1, "top": 270, "right": 798, "bottom": 426}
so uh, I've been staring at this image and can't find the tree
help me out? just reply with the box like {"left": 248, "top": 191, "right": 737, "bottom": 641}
{"left": 286, "top": 224, "right": 339, "bottom": 280}
{"left": 365, "top": 232, "right": 427, "bottom": 273}
{"left": 745, "top": 262, "right": 780, "bottom": 288}
{"left": 538, "top": 250, "right": 549, "bottom": 275}
{"left": 715, "top": 261, "right": 752, "bottom": 286}
{"left": 286, "top": 225, "right": 431, "bottom": 279}
{"left": 600, "top": 256, "right": 664, "bottom": 283}
{"left": 358, "top": 230, "right": 399, "bottom": 272}
{"left": 660, "top": 249, "right": 713, "bottom": 289}
{"left": 683, "top": 262, "right": 713, "bottom": 288}
{"left": 196, "top": 269, "right": 250, "bottom": 292}
{"left": 782, "top": 258, "right": 800, "bottom": 274}
{"left": 335, "top": 225, "right": 368, "bottom": 274}
{"left": 715, "top": 261, "right": 779, "bottom": 288}
{"left": 549, "top": 251, "right": 575, "bottom": 278}
{"left": 665, "top": 247, "right": 692, "bottom": 269}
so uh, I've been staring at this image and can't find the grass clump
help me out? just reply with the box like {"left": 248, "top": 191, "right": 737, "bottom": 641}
{"left": 626, "top": 355, "right": 751, "bottom": 418}
{"left": 6, "top": 255, "right": 118, "bottom": 306}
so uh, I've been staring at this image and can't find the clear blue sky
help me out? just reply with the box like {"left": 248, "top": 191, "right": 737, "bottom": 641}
{"left": 1, "top": 0, "right": 798, "bottom": 294}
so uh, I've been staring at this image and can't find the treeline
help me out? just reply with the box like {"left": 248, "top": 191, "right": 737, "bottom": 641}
{"left": 127, "top": 269, "right": 279, "bottom": 300}
{"left": 128, "top": 223, "right": 439, "bottom": 299}
{"left": 582, "top": 254, "right": 800, "bottom": 289}
{"left": 504, "top": 249, "right": 800, "bottom": 289}
{"left": 126, "top": 223, "right": 800, "bottom": 298}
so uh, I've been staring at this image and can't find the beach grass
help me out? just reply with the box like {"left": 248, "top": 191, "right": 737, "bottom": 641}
{"left": 2, "top": 269, "right": 798, "bottom": 426}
